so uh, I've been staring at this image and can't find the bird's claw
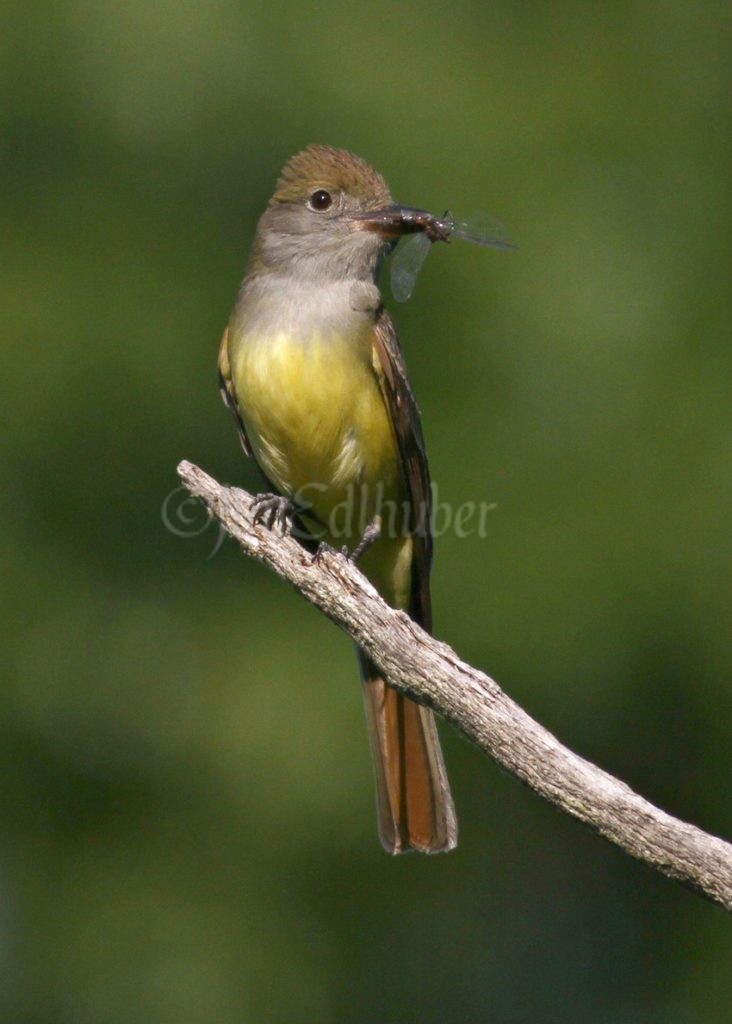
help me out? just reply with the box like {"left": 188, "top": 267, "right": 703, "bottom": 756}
{"left": 311, "top": 540, "right": 339, "bottom": 566}
{"left": 310, "top": 517, "right": 382, "bottom": 566}
{"left": 251, "top": 493, "right": 297, "bottom": 533}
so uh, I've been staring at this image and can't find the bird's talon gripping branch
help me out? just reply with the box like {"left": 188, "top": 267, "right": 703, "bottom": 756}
{"left": 311, "top": 540, "right": 338, "bottom": 566}
{"left": 251, "top": 493, "right": 297, "bottom": 533}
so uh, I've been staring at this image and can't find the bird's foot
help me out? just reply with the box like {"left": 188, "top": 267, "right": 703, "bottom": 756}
{"left": 348, "top": 516, "right": 382, "bottom": 564}
{"left": 251, "top": 493, "right": 298, "bottom": 533}
{"left": 311, "top": 540, "right": 341, "bottom": 566}
{"left": 310, "top": 517, "right": 382, "bottom": 567}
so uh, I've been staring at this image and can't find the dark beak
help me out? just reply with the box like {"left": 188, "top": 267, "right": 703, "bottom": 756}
{"left": 352, "top": 204, "right": 451, "bottom": 242}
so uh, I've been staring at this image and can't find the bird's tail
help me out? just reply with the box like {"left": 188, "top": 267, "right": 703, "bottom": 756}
{"left": 359, "top": 652, "right": 457, "bottom": 854}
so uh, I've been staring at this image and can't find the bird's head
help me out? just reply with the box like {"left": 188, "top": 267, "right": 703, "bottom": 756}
{"left": 250, "top": 145, "right": 442, "bottom": 283}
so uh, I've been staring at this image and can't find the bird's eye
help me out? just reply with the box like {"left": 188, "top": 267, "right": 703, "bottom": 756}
{"left": 308, "top": 189, "right": 333, "bottom": 212}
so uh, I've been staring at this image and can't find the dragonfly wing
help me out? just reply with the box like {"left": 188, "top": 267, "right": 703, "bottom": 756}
{"left": 390, "top": 233, "right": 433, "bottom": 302}
{"left": 447, "top": 210, "right": 517, "bottom": 251}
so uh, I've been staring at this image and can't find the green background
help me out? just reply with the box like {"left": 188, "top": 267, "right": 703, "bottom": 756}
{"left": 4, "top": 1, "right": 731, "bottom": 1021}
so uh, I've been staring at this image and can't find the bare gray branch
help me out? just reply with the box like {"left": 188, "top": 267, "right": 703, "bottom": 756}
{"left": 177, "top": 460, "right": 732, "bottom": 912}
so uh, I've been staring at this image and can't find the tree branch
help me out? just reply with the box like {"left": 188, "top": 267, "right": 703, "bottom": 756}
{"left": 177, "top": 460, "right": 732, "bottom": 912}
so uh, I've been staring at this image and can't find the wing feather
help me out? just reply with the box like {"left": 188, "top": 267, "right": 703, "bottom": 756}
{"left": 372, "top": 308, "right": 433, "bottom": 631}
{"left": 217, "top": 325, "right": 252, "bottom": 456}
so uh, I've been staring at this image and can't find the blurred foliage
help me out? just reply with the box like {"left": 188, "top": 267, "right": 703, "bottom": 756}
{"left": 3, "top": 1, "right": 732, "bottom": 1021}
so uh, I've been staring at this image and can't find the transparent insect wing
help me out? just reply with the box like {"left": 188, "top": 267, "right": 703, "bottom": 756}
{"left": 390, "top": 232, "right": 433, "bottom": 302}
{"left": 447, "top": 210, "right": 517, "bottom": 251}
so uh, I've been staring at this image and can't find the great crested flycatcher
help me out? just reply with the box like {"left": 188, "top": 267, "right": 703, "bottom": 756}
{"left": 218, "top": 144, "right": 457, "bottom": 853}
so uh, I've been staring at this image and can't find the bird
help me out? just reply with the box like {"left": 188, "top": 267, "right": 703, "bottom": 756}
{"left": 218, "top": 144, "right": 456, "bottom": 853}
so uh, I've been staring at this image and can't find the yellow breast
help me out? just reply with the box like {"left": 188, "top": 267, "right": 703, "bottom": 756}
{"left": 230, "top": 326, "right": 401, "bottom": 532}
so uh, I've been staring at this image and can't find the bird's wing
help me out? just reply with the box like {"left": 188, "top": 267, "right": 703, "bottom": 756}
{"left": 372, "top": 307, "right": 433, "bottom": 631}
{"left": 217, "top": 325, "right": 252, "bottom": 456}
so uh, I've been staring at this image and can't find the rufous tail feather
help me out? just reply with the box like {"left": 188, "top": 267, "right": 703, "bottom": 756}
{"left": 359, "top": 653, "right": 457, "bottom": 854}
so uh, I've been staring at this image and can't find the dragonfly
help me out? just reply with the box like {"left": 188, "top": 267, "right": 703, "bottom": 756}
{"left": 389, "top": 209, "right": 516, "bottom": 303}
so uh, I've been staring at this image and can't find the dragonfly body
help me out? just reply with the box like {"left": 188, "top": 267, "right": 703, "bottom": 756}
{"left": 390, "top": 209, "right": 516, "bottom": 301}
